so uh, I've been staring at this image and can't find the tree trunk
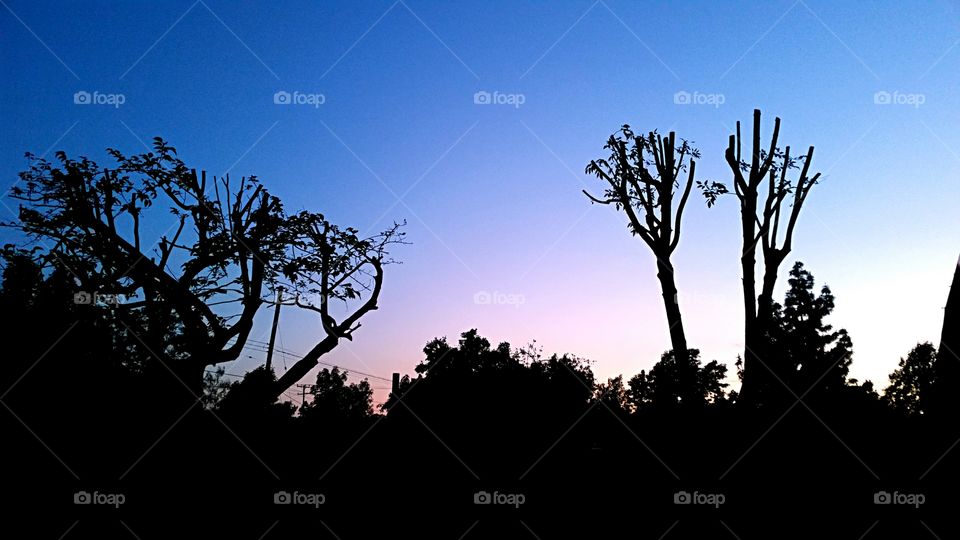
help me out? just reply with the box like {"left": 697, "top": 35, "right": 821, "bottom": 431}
{"left": 757, "top": 258, "right": 780, "bottom": 324}
{"left": 272, "top": 334, "right": 340, "bottom": 399}
{"left": 656, "top": 256, "right": 689, "bottom": 365}
{"left": 738, "top": 192, "right": 760, "bottom": 404}
{"left": 756, "top": 256, "right": 793, "bottom": 404}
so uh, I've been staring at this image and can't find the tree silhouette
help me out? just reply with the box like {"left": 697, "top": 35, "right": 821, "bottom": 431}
{"left": 383, "top": 329, "right": 595, "bottom": 418}
{"left": 201, "top": 367, "right": 232, "bottom": 409}
{"left": 7, "top": 140, "right": 286, "bottom": 394}
{"left": 627, "top": 349, "right": 729, "bottom": 409}
{"left": 595, "top": 375, "right": 630, "bottom": 413}
{"left": 769, "top": 262, "right": 853, "bottom": 397}
{"left": 585, "top": 127, "right": 709, "bottom": 366}
{"left": 884, "top": 342, "right": 938, "bottom": 416}
{"left": 216, "top": 366, "right": 296, "bottom": 420}
{"left": 719, "top": 109, "right": 821, "bottom": 405}
{"left": 5, "top": 139, "right": 404, "bottom": 400}
{"left": 271, "top": 213, "right": 405, "bottom": 397}
{"left": 0, "top": 247, "right": 122, "bottom": 404}
{"left": 298, "top": 367, "right": 373, "bottom": 423}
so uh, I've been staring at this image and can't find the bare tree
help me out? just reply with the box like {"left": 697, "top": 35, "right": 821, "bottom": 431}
{"left": 585, "top": 127, "right": 712, "bottom": 365}
{"left": 722, "top": 109, "right": 821, "bottom": 404}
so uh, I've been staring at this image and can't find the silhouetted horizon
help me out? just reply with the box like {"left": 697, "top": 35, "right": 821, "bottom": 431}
{"left": 2, "top": 1, "right": 959, "bottom": 538}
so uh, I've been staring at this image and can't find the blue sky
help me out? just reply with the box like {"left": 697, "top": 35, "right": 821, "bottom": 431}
{"left": 2, "top": 0, "right": 959, "bottom": 404}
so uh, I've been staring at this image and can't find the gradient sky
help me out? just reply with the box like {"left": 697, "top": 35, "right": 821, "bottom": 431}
{"left": 2, "top": 0, "right": 959, "bottom": 405}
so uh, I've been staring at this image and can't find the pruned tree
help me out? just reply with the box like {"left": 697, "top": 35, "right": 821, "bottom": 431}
{"left": 585, "top": 127, "right": 711, "bottom": 366}
{"left": 720, "top": 109, "right": 821, "bottom": 404}
{"left": 272, "top": 213, "right": 405, "bottom": 397}
{"left": 7, "top": 140, "right": 284, "bottom": 396}
{"left": 5, "top": 138, "right": 404, "bottom": 402}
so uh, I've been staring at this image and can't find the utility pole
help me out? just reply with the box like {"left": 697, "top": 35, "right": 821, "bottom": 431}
{"left": 385, "top": 372, "right": 401, "bottom": 411}
{"left": 266, "top": 287, "right": 283, "bottom": 372}
{"left": 297, "top": 383, "right": 316, "bottom": 409}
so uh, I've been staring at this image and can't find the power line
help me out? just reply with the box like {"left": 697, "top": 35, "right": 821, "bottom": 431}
{"left": 278, "top": 326, "right": 288, "bottom": 371}
{"left": 223, "top": 337, "right": 393, "bottom": 383}
{"left": 205, "top": 370, "right": 306, "bottom": 406}
{"left": 206, "top": 346, "right": 394, "bottom": 385}
{"left": 205, "top": 369, "right": 247, "bottom": 379}
{"left": 206, "top": 339, "right": 394, "bottom": 408}
{"left": 244, "top": 338, "right": 393, "bottom": 383}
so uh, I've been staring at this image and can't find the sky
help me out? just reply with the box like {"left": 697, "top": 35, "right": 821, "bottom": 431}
{"left": 2, "top": 0, "right": 959, "bottom": 406}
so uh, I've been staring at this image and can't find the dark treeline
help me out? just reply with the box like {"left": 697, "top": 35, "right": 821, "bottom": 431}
{"left": 2, "top": 111, "right": 959, "bottom": 538}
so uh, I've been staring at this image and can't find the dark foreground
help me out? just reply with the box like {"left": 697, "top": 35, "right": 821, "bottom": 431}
{"left": 5, "top": 399, "right": 958, "bottom": 539}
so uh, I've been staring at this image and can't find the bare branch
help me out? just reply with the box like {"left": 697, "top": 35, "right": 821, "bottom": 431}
{"left": 669, "top": 160, "right": 695, "bottom": 253}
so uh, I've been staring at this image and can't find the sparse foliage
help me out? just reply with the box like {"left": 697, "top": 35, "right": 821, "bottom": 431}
{"left": 584, "top": 127, "right": 710, "bottom": 366}
{"left": 714, "top": 110, "right": 822, "bottom": 405}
